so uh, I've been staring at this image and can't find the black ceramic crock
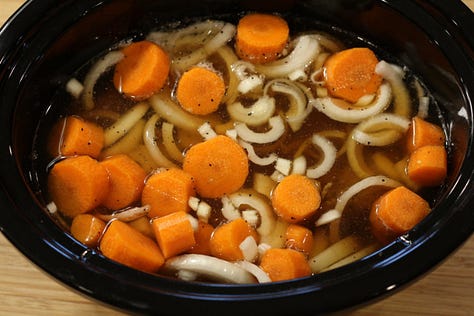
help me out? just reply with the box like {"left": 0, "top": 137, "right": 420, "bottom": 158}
{"left": 1, "top": 0, "right": 473, "bottom": 315}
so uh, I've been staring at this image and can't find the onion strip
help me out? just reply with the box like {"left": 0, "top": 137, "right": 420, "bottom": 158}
{"left": 143, "top": 114, "right": 177, "bottom": 168}
{"left": 104, "top": 102, "right": 149, "bottom": 147}
{"left": 227, "top": 95, "right": 276, "bottom": 126}
{"left": 375, "top": 61, "right": 411, "bottom": 117}
{"left": 238, "top": 140, "right": 278, "bottom": 166}
{"left": 235, "top": 261, "right": 272, "bottom": 283}
{"left": 306, "top": 134, "right": 337, "bottom": 179}
{"left": 94, "top": 205, "right": 150, "bottom": 222}
{"left": 235, "top": 116, "right": 285, "bottom": 144}
{"left": 161, "top": 122, "right": 183, "bottom": 162}
{"left": 351, "top": 113, "right": 410, "bottom": 146}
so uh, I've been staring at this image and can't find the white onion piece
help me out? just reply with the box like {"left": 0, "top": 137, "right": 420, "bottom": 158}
{"left": 265, "top": 79, "right": 312, "bottom": 132}
{"left": 235, "top": 261, "right": 272, "bottom": 283}
{"left": 306, "top": 134, "right": 337, "bottom": 179}
{"left": 316, "top": 175, "right": 402, "bottom": 226}
{"left": 239, "top": 236, "right": 258, "bottom": 262}
{"left": 227, "top": 95, "right": 276, "bottom": 126}
{"left": 375, "top": 61, "right": 411, "bottom": 117}
{"left": 221, "top": 195, "right": 241, "bottom": 221}
{"left": 235, "top": 116, "right": 285, "bottom": 144}
{"left": 163, "top": 254, "right": 256, "bottom": 284}
{"left": 345, "top": 137, "right": 373, "bottom": 179}
{"left": 255, "top": 35, "right": 320, "bottom": 78}
{"left": 100, "top": 119, "right": 145, "bottom": 159}
{"left": 228, "top": 190, "right": 276, "bottom": 237}
{"left": 275, "top": 157, "right": 292, "bottom": 176}
{"left": 309, "top": 235, "right": 361, "bottom": 273}
{"left": 216, "top": 46, "right": 239, "bottom": 105}
{"left": 197, "top": 122, "right": 218, "bottom": 140}
{"left": 312, "top": 82, "right": 392, "bottom": 123}
{"left": 414, "top": 80, "right": 429, "bottom": 119}
{"left": 309, "top": 33, "right": 343, "bottom": 52}
{"left": 95, "top": 205, "right": 150, "bottom": 222}
{"left": 242, "top": 210, "right": 259, "bottom": 228}
{"left": 161, "top": 122, "right": 183, "bottom": 162}
{"left": 291, "top": 155, "right": 307, "bottom": 175}
{"left": 82, "top": 51, "right": 124, "bottom": 110}
{"left": 351, "top": 113, "right": 410, "bottom": 146}
{"left": 143, "top": 114, "right": 177, "bottom": 168}
{"left": 238, "top": 140, "right": 278, "bottom": 166}
{"left": 104, "top": 102, "right": 149, "bottom": 147}
{"left": 66, "top": 78, "right": 84, "bottom": 98}
{"left": 149, "top": 94, "right": 206, "bottom": 131}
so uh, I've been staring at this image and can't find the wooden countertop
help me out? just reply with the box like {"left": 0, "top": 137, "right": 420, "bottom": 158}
{"left": 1, "top": 1, "right": 473, "bottom": 315}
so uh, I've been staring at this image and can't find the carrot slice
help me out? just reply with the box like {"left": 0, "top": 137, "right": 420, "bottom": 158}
{"left": 369, "top": 186, "right": 430, "bottom": 244}
{"left": 183, "top": 135, "right": 249, "bottom": 198}
{"left": 113, "top": 40, "right": 170, "bottom": 100}
{"left": 324, "top": 47, "right": 383, "bottom": 103}
{"left": 48, "top": 116, "right": 104, "bottom": 158}
{"left": 285, "top": 224, "right": 314, "bottom": 256}
{"left": 100, "top": 220, "right": 165, "bottom": 273}
{"left": 48, "top": 155, "right": 110, "bottom": 217}
{"left": 141, "top": 168, "right": 196, "bottom": 218}
{"left": 407, "top": 145, "right": 447, "bottom": 187}
{"left": 151, "top": 211, "right": 196, "bottom": 259}
{"left": 100, "top": 154, "right": 147, "bottom": 210}
{"left": 188, "top": 221, "right": 214, "bottom": 255}
{"left": 235, "top": 13, "right": 289, "bottom": 64}
{"left": 70, "top": 214, "right": 106, "bottom": 248}
{"left": 406, "top": 116, "right": 445, "bottom": 153}
{"left": 271, "top": 174, "right": 321, "bottom": 223}
{"left": 176, "top": 67, "right": 225, "bottom": 115}
{"left": 259, "top": 248, "right": 311, "bottom": 282}
{"left": 209, "top": 218, "right": 258, "bottom": 261}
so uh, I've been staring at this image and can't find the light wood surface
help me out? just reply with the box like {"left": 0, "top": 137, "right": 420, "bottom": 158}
{"left": 1, "top": 1, "right": 473, "bottom": 315}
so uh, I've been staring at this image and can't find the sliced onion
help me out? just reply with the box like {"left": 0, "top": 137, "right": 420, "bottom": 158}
{"left": 143, "top": 114, "right": 177, "bottom": 168}
{"left": 414, "top": 80, "right": 429, "bottom": 119}
{"left": 228, "top": 189, "right": 276, "bottom": 237}
{"left": 216, "top": 46, "right": 240, "bottom": 105}
{"left": 95, "top": 205, "right": 150, "bottom": 222}
{"left": 306, "top": 134, "right": 337, "bottom": 179}
{"left": 82, "top": 50, "right": 124, "bottom": 110}
{"left": 309, "top": 235, "right": 361, "bottom": 273}
{"left": 197, "top": 122, "right": 218, "bottom": 140}
{"left": 163, "top": 254, "right": 256, "bottom": 284}
{"left": 315, "top": 175, "right": 402, "bottom": 226}
{"left": 235, "top": 116, "right": 285, "bottom": 144}
{"left": 322, "top": 243, "right": 379, "bottom": 272}
{"left": 104, "top": 102, "right": 149, "bottom": 147}
{"left": 235, "top": 261, "right": 272, "bottom": 283}
{"left": 351, "top": 113, "right": 410, "bottom": 147}
{"left": 265, "top": 79, "right": 312, "bottom": 132}
{"left": 312, "top": 82, "right": 392, "bottom": 123}
{"left": 346, "top": 137, "right": 373, "bottom": 178}
{"left": 375, "top": 61, "right": 411, "bottom": 117}
{"left": 238, "top": 140, "right": 278, "bottom": 166}
{"left": 255, "top": 35, "right": 320, "bottom": 78}
{"left": 161, "top": 122, "right": 184, "bottom": 162}
{"left": 227, "top": 95, "right": 276, "bottom": 126}
{"left": 149, "top": 94, "right": 206, "bottom": 131}
{"left": 100, "top": 119, "right": 145, "bottom": 159}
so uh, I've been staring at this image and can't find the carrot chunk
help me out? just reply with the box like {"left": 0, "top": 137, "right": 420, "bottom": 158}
{"left": 407, "top": 145, "right": 447, "bottom": 187}
{"left": 271, "top": 174, "right": 321, "bottom": 223}
{"left": 285, "top": 224, "right": 314, "bottom": 256}
{"left": 183, "top": 135, "right": 249, "bottom": 198}
{"left": 100, "top": 154, "right": 147, "bottom": 210}
{"left": 406, "top": 116, "right": 445, "bottom": 153}
{"left": 100, "top": 220, "right": 165, "bottom": 273}
{"left": 209, "top": 218, "right": 259, "bottom": 261}
{"left": 113, "top": 40, "right": 170, "bottom": 100}
{"left": 48, "top": 116, "right": 104, "bottom": 158}
{"left": 151, "top": 211, "right": 196, "bottom": 259}
{"left": 188, "top": 221, "right": 215, "bottom": 255}
{"left": 176, "top": 67, "right": 225, "bottom": 115}
{"left": 324, "top": 47, "right": 383, "bottom": 103}
{"left": 259, "top": 248, "right": 311, "bottom": 282}
{"left": 70, "top": 214, "right": 106, "bottom": 248}
{"left": 235, "top": 13, "right": 289, "bottom": 64}
{"left": 48, "top": 155, "right": 110, "bottom": 217}
{"left": 369, "top": 186, "right": 430, "bottom": 244}
{"left": 141, "top": 168, "right": 195, "bottom": 218}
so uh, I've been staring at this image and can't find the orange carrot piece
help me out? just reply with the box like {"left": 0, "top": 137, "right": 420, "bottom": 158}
{"left": 151, "top": 211, "right": 196, "bottom": 259}
{"left": 100, "top": 220, "right": 165, "bottom": 273}
{"left": 369, "top": 186, "right": 430, "bottom": 244}
{"left": 209, "top": 218, "right": 259, "bottom": 261}
{"left": 141, "top": 168, "right": 195, "bottom": 218}
{"left": 113, "top": 40, "right": 170, "bottom": 100}
{"left": 48, "top": 116, "right": 104, "bottom": 158}
{"left": 285, "top": 224, "right": 314, "bottom": 256}
{"left": 406, "top": 116, "right": 445, "bottom": 153}
{"left": 271, "top": 174, "right": 321, "bottom": 223}
{"left": 235, "top": 13, "right": 289, "bottom": 64}
{"left": 324, "top": 47, "right": 383, "bottom": 103}
{"left": 176, "top": 67, "right": 225, "bottom": 115}
{"left": 48, "top": 155, "right": 110, "bottom": 217}
{"left": 100, "top": 154, "right": 147, "bottom": 210}
{"left": 407, "top": 145, "right": 447, "bottom": 187}
{"left": 70, "top": 214, "right": 106, "bottom": 248}
{"left": 188, "top": 221, "right": 214, "bottom": 255}
{"left": 259, "top": 248, "right": 311, "bottom": 282}
{"left": 183, "top": 135, "right": 249, "bottom": 198}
